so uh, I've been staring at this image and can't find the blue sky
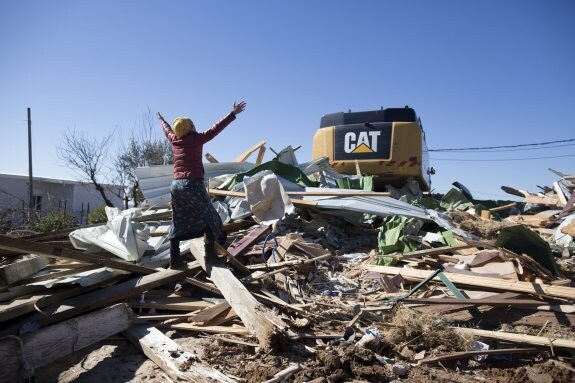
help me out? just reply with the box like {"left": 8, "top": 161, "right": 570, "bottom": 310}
{"left": 1, "top": 0, "right": 574, "bottom": 200}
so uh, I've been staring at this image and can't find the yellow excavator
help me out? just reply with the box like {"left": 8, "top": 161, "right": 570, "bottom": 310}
{"left": 312, "top": 106, "right": 433, "bottom": 191}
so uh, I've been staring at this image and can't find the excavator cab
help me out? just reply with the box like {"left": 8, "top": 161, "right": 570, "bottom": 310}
{"left": 312, "top": 106, "right": 432, "bottom": 191}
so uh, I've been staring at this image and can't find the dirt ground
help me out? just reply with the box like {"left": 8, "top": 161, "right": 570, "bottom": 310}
{"left": 34, "top": 333, "right": 575, "bottom": 383}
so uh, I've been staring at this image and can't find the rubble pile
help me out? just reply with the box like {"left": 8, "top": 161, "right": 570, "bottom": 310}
{"left": 1, "top": 147, "right": 575, "bottom": 383}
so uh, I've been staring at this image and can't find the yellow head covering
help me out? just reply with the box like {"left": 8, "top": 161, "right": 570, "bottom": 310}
{"left": 172, "top": 117, "right": 194, "bottom": 138}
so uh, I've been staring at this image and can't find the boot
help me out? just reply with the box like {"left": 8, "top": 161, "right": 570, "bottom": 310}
{"left": 204, "top": 240, "right": 217, "bottom": 265}
{"left": 217, "top": 231, "right": 227, "bottom": 245}
{"left": 169, "top": 240, "right": 185, "bottom": 269}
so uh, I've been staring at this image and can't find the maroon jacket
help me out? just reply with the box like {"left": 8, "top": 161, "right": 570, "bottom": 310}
{"left": 161, "top": 112, "right": 236, "bottom": 179}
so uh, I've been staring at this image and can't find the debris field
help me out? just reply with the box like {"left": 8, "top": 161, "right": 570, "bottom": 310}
{"left": 1, "top": 144, "right": 575, "bottom": 383}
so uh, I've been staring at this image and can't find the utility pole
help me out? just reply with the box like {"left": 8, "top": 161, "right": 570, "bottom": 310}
{"left": 28, "top": 107, "right": 34, "bottom": 211}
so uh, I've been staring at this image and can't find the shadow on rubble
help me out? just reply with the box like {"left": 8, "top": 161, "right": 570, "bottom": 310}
{"left": 34, "top": 337, "right": 166, "bottom": 383}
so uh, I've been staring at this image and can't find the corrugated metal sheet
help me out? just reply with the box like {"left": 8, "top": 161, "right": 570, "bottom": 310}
{"left": 135, "top": 162, "right": 256, "bottom": 206}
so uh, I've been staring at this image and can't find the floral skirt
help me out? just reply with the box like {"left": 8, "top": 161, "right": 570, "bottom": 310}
{"left": 169, "top": 178, "right": 222, "bottom": 242}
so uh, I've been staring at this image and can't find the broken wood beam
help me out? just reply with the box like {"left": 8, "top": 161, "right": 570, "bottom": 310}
{"left": 263, "top": 363, "right": 301, "bottom": 383}
{"left": 0, "top": 274, "right": 127, "bottom": 324}
{"left": 186, "top": 301, "right": 231, "bottom": 325}
{"left": 523, "top": 195, "right": 561, "bottom": 206}
{"left": 452, "top": 327, "right": 575, "bottom": 350}
{"left": 553, "top": 181, "right": 568, "bottom": 207}
{"left": 0, "top": 234, "right": 154, "bottom": 275}
{"left": 489, "top": 202, "right": 517, "bottom": 213}
{"left": 389, "top": 244, "right": 474, "bottom": 261}
{"left": 244, "top": 253, "right": 332, "bottom": 282}
{"left": 184, "top": 238, "right": 293, "bottom": 350}
{"left": 255, "top": 145, "right": 266, "bottom": 165}
{"left": 169, "top": 323, "right": 249, "bottom": 336}
{"left": 209, "top": 188, "right": 418, "bottom": 198}
{"left": 233, "top": 140, "right": 266, "bottom": 163}
{"left": 130, "top": 297, "right": 212, "bottom": 312}
{"left": 183, "top": 276, "right": 222, "bottom": 295}
{"left": 403, "top": 297, "right": 560, "bottom": 307}
{"left": 204, "top": 153, "right": 219, "bottom": 163}
{"left": 363, "top": 265, "right": 575, "bottom": 300}
{"left": 208, "top": 189, "right": 316, "bottom": 207}
{"left": 226, "top": 224, "right": 271, "bottom": 257}
{"left": 0, "top": 254, "right": 48, "bottom": 285}
{"left": 9, "top": 262, "right": 201, "bottom": 332}
{"left": 0, "top": 303, "right": 132, "bottom": 382}
{"left": 124, "top": 323, "right": 236, "bottom": 382}
{"left": 214, "top": 242, "right": 252, "bottom": 276}
{"left": 222, "top": 219, "right": 257, "bottom": 233}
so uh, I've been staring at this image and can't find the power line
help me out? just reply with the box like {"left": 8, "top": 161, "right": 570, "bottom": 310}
{"left": 427, "top": 143, "right": 575, "bottom": 154}
{"left": 431, "top": 154, "right": 575, "bottom": 162}
{"left": 429, "top": 138, "right": 575, "bottom": 152}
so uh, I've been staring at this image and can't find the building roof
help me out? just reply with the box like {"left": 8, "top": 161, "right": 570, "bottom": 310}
{"left": 0, "top": 172, "right": 120, "bottom": 188}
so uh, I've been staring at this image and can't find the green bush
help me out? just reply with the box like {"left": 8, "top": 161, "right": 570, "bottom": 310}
{"left": 88, "top": 205, "right": 108, "bottom": 224}
{"left": 33, "top": 210, "right": 75, "bottom": 233}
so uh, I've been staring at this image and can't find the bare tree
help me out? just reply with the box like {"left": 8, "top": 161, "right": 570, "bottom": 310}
{"left": 114, "top": 109, "right": 172, "bottom": 207}
{"left": 57, "top": 129, "right": 116, "bottom": 207}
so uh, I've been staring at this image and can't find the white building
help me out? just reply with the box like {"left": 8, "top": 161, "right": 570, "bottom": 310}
{"left": 0, "top": 173, "right": 123, "bottom": 229}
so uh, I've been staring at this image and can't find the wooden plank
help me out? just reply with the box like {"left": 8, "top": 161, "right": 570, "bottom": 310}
{"left": 10, "top": 262, "right": 201, "bottom": 331}
{"left": 0, "top": 254, "right": 48, "bottom": 285}
{"left": 553, "top": 181, "right": 568, "bottom": 207}
{"left": 523, "top": 195, "right": 560, "bottom": 206}
{"left": 233, "top": 140, "right": 266, "bottom": 162}
{"left": 184, "top": 238, "right": 293, "bottom": 350}
{"left": 12, "top": 264, "right": 99, "bottom": 285}
{"left": 205, "top": 307, "right": 237, "bottom": 326}
{"left": 274, "top": 272, "right": 292, "bottom": 304}
{"left": 20, "top": 223, "right": 101, "bottom": 241}
{"left": 136, "top": 313, "right": 195, "bottom": 321}
{"left": 255, "top": 146, "right": 266, "bottom": 165}
{"left": 452, "top": 327, "right": 575, "bottom": 350}
{"left": 214, "top": 242, "right": 252, "bottom": 276}
{"left": 245, "top": 253, "right": 332, "bottom": 282}
{"left": 403, "top": 296, "right": 549, "bottom": 307}
{"left": 0, "top": 234, "right": 154, "bottom": 275}
{"left": 208, "top": 189, "right": 316, "bottom": 207}
{"left": 263, "top": 363, "right": 301, "bottom": 383}
{"left": 389, "top": 244, "right": 474, "bottom": 261}
{"left": 0, "top": 303, "right": 132, "bottom": 382}
{"left": 226, "top": 224, "right": 271, "bottom": 257}
{"left": 501, "top": 186, "right": 530, "bottom": 198}
{"left": 273, "top": 234, "right": 301, "bottom": 262}
{"left": 489, "top": 202, "right": 517, "bottom": 213}
{"left": 183, "top": 276, "right": 222, "bottom": 296}
{"left": 511, "top": 311, "right": 575, "bottom": 327}
{"left": 187, "top": 301, "right": 231, "bottom": 325}
{"left": 505, "top": 214, "right": 553, "bottom": 228}
{"left": 170, "top": 323, "right": 249, "bottom": 336}
{"left": 0, "top": 274, "right": 126, "bottom": 323}
{"left": 222, "top": 219, "right": 257, "bottom": 233}
{"left": 131, "top": 297, "right": 212, "bottom": 312}
{"left": 204, "top": 153, "right": 219, "bottom": 163}
{"left": 363, "top": 265, "right": 575, "bottom": 300}
{"left": 254, "top": 291, "right": 307, "bottom": 315}
{"left": 124, "top": 324, "right": 236, "bottom": 382}
{"left": 292, "top": 241, "right": 330, "bottom": 258}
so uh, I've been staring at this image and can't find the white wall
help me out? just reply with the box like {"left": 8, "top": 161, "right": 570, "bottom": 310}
{"left": 0, "top": 174, "right": 123, "bottom": 227}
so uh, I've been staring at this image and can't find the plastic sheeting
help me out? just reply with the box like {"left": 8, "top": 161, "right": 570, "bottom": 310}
{"left": 244, "top": 170, "right": 294, "bottom": 224}
{"left": 69, "top": 207, "right": 153, "bottom": 262}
